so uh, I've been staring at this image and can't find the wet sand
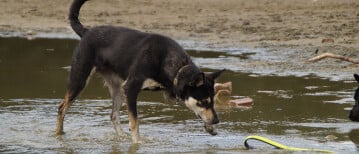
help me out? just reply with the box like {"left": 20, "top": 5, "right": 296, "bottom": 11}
{"left": 0, "top": 0, "right": 358, "bottom": 80}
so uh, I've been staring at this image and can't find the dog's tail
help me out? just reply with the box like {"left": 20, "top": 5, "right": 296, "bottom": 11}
{"left": 69, "top": 0, "right": 88, "bottom": 37}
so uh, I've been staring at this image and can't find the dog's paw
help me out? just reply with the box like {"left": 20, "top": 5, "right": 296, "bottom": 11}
{"left": 55, "top": 130, "right": 65, "bottom": 136}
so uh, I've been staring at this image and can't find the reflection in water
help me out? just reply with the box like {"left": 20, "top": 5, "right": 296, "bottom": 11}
{"left": 0, "top": 37, "right": 358, "bottom": 153}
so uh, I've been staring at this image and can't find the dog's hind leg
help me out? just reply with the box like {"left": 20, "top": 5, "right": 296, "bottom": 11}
{"left": 56, "top": 45, "right": 95, "bottom": 135}
{"left": 56, "top": 91, "right": 73, "bottom": 135}
{"left": 102, "top": 73, "right": 128, "bottom": 138}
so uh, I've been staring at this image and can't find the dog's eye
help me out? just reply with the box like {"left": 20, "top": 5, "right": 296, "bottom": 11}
{"left": 196, "top": 102, "right": 205, "bottom": 107}
{"left": 202, "top": 98, "right": 210, "bottom": 103}
{"left": 196, "top": 98, "right": 211, "bottom": 107}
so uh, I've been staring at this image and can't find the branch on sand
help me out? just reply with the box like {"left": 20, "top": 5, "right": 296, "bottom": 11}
{"left": 308, "top": 52, "right": 359, "bottom": 64}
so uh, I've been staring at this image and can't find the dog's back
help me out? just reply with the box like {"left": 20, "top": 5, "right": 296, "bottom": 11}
{"left": 80, "top": 25, "right": 191, "bottom": 84}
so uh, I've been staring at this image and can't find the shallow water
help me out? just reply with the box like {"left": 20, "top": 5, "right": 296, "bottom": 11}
{"left": 0, "top": 37, "right": 358, "bottom": 153}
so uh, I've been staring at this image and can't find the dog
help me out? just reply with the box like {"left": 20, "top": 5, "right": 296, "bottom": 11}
{"left": 349, "top": 74, "right": 359, "bottom": 122}
{"left": 56, "top": 0, "right": 224, "bottom": 143}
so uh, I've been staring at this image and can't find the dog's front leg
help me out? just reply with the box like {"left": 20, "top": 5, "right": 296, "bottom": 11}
{"left": 124, "top": 77, "right": 144, "bottom": 143}
{"left": 128, "top": 103, "right": 140, "bottom": 143}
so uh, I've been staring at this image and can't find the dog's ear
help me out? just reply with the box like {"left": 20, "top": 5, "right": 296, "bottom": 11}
{"left": 174, "top": 66, "right": 203, "bottom": 98}
{"left": 354, "top": 74, "right": 359, "bottom": 83}
{"left": 206, "top": 69, "right": 225, "bottom": 81}
{"left": 189, "top": 73, "right": 205, "bottom": 87}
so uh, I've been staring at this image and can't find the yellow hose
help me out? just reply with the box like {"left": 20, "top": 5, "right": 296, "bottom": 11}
{"left": 244, "top": 135, "right": 333, "bottom": 153}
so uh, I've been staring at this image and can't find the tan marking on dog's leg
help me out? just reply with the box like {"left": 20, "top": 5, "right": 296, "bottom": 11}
{"left": 56, "top": 92, "right": 71, "bottom": 135}
{"left": 128, "top": 113, "right": 140, "bottom": 143}
{"left": 122, "top": 78, "right": 143, "bottom": 143}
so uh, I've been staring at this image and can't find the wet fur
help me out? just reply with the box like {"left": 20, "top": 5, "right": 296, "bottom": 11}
{"left": 56, "top": 0, "right": 223, "bottom": 143}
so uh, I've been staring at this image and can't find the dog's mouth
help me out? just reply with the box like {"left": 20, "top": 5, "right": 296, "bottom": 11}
{"left": 196, "top": 114, "right": 218, "bottom": 135}
{"left": 204, "top": 124, "right": 217, "bottom": 136}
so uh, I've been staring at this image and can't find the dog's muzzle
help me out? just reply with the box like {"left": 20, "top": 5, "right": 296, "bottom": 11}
{"left": 202, "top": 114, "right": 219, "bottom": 136}
{"left": 204, "top": 124, "right": 218, "bottom": 136}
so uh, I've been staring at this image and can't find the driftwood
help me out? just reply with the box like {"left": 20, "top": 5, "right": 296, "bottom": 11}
{"left": 308, "top": 52, "right": 359, "bottom": 64}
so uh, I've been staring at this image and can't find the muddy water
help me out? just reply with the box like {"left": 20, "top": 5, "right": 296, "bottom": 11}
{"left": 0, "top": 37, "right": 358, "bottom": 153}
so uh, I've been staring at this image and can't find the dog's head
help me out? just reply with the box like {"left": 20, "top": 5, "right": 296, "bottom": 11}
{"left": 174, "top": 67, "right": 224, "bottom": 135}
{"left": 349, "top": 74, "right": 359, "bottom": 121}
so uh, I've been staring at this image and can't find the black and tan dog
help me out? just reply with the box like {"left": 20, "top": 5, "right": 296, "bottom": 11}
{"left": 56, "top": 0, "right": 224, "bottom": 143}
{"left": 349, "top": 74, "right": 359, "bottom": 122}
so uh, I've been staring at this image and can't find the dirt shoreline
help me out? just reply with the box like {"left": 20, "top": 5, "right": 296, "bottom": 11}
{"left": 0, "top": 0, "right": 358, "bottom": 81}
